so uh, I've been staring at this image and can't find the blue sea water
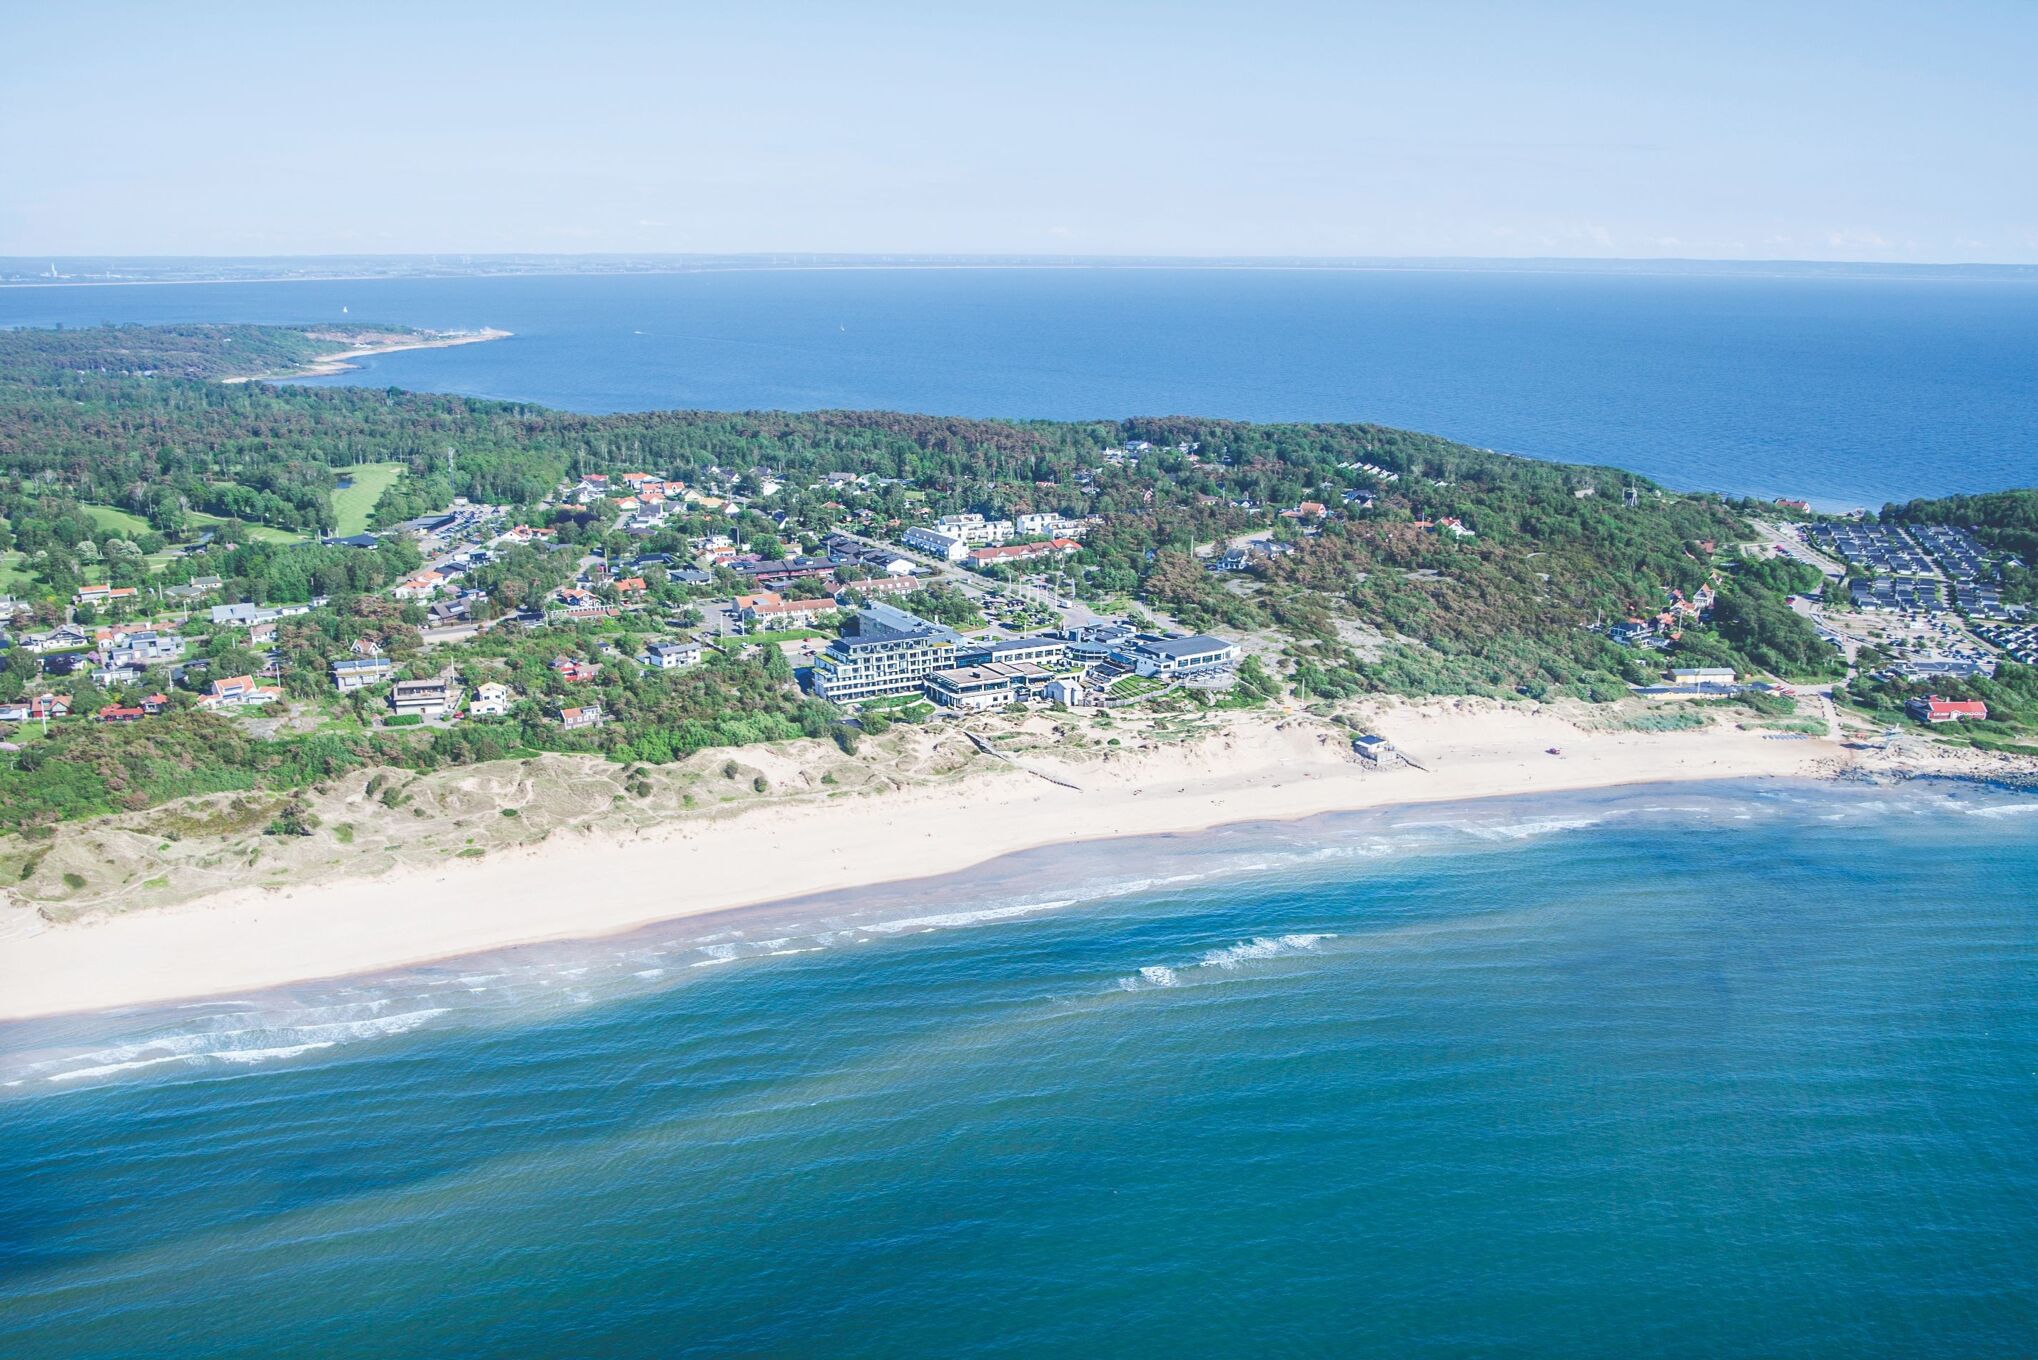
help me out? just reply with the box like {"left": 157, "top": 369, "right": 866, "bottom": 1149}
{"left": 3, "top": 265, "right": 2035, "bottom": 507}
{"left": 2, "top": 780, "right": 2034, "bottom": 1357}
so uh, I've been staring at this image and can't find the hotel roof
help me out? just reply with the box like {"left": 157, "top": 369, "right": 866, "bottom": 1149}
{"left": 839, "top": 603, "right": 962, "bottom": 649}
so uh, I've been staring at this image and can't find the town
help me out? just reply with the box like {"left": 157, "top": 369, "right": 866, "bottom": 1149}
{"left": 2, "top": 323, "right": 2033, "bottom": 832}
{"left": 1, "top": 474, "right": 1249, "bottom": 744}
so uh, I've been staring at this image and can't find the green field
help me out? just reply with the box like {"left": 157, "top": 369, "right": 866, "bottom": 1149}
{"left": 185, "top": 511, "right": 305, "bottom": 545}
{"left": 84, "top": 501, "right": 305, "bottom": 548}
{"left": 78, "top": 503, "right": 153, "bottom": 538}
{"left": 331, "top": 462, "right": 406, "bottom": 537}
{"left": 0, "top": 551, "right": 34, "bottom": 594}
{"left": 738, "top": 628, "right": 830, "bottom": 646}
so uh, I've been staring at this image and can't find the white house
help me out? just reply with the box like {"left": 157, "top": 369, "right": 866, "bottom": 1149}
{"left": 468, "top": 681, "right": 514, "bottom": 717}
{"left": 643, "top": 641, "right": 703, "bottom": 670}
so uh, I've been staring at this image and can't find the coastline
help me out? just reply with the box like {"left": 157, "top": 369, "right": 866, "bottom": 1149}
{"left": 219, "top": 327, "right": 511, "bottom": 383}
{"left": 0, "top": 701, "right": 1967, "bottom": 1023}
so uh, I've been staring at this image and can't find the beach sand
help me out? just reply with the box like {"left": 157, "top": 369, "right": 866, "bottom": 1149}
{"left": 220, "top": 328, "right": 511, "bottom": 383}
{"left": 0, "top": 700, "right": 1910, "bottom": 1021}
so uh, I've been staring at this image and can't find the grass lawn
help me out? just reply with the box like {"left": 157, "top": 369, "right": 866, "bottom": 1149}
{"left": 1107, "top": 675, "right": 1170, "bottom": 700}
{"left": 0, "top": 551, "right": 34, "bottom": 594}
{"left": 737, "top": 628, "right": 829, "bottom": 646}
{"left": 184, "top": 511, "right": 305, "bottom": 545}
{"left": 79, "top": 503, "right": 153, "bottom": 537}
{"left": 858, "top": 692, "right": 927, "bottom": 711}
{"left": 331, "top": 462, "right": 406, "bottom": 537}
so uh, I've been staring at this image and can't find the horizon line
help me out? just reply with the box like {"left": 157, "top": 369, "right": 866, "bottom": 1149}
{"left": 5, "top": 250, "right": 2038, "bottom": 271}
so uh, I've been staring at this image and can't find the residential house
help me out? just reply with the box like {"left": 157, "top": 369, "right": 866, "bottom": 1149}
{"left": 558, "top": 703, "right": 606, "bottom": 730}
{"left": 105, "top": 630, "right": 184, "bottom": 668}
{"left": 392, "top": 571, "right": 447, "bottom": 600}
{"left": 73, "top": 584, "right": 140, "bottom": 607}
{"left": 389, "top": 677, "right": 462, "bottom": 719}
{"left": 1607, "top": 620, "right": 1656, "bottom": 647}
{"left": 210, "top": 602, "right": 310, "bottom": 627}
{"left": 0, "top": 694, "right": 71, "bottom": 722}
{"left": 468, "top": 682, "right": 515, "bottom": 717}
{"left": 643, "top": 641, "right": 703, "bottom": 670}
{"left": 200, "top": 674, "right": 281, "bottom": 710}
{"left": 24, "top": 624, "right": 90, "bottom": 654}
{"left": 550, "top": 656, "right": 600, "bottom": 683}
{"left": 331, "top": 656, "right": 396, "bottom": 691}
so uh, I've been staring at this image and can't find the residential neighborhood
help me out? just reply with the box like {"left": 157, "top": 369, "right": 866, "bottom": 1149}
{"left": 3, "top": 422, "right": 2031, "bottom": 804}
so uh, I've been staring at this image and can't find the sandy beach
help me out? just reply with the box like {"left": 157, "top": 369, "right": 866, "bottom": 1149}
{"left": 219, "top": 327, "right": 511, "bottom": 383}
{"left": 0, "top": 700, "right": 1943, "bottom": 1022}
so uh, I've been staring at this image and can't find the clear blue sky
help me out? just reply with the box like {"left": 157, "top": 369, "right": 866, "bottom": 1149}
{"left": 3, "top": 0, "right": 2034, "bottom": 262}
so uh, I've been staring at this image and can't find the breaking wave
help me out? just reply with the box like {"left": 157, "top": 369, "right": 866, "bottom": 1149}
{"left": 1118, "top": 933, "right": 1337, "bottom": 991}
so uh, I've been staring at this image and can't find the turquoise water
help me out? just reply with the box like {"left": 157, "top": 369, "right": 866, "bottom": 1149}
{"left": 2, "top": 780, "right": 2034, "bottom": 1356}
{"left": 5, "top": 267, "right": 2036, "bottom": 506}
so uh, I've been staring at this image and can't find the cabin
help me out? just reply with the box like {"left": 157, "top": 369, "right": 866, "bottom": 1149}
{"left": 558, "top": 704, "right": 606, "bottom": 730}
{"left": 1352, "top": 733, "right": 1397, "bottom": 765}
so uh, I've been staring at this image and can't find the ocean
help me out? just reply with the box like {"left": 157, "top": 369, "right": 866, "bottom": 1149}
{"left": 4, "top": 265, "right": 2036, "bottom": 507}
{"left": 2, "top": 780, "right": 2034, "bottom": 1357}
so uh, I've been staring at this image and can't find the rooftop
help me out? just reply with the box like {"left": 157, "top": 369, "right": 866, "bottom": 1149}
{"left": 839, "top": 603, "right": 962, "bottom": 649}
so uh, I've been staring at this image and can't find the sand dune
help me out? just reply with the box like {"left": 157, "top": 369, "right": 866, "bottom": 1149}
{"left": 3, "top": 699, "right": 1934, "bottom": 1020}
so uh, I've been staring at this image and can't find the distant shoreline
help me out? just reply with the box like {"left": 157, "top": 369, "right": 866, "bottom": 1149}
{"left": 219, "top": 327, "right": 512, "bottom": 383}
{"left": 6, "top": 258, "right": 2038, "bottom": 292}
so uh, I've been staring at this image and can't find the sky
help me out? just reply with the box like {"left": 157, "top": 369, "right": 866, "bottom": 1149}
{"left": 3, "top": 0, "right": 2035, "bottom": 263}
